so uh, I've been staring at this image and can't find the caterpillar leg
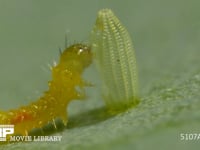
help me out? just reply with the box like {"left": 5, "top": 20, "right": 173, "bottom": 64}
{"left": 25, "top": 130, "right": 28, "bottom": 136}
{"left": 76, "top": 88, "right": 87, "bottom": 100}
{"left": 80, "top": 79, "right": 93, "bottom": 87}
{"left": 75, "top": 79, "right": 93, "bottom": 100}
{"left": 60, "top": 114, "right": 68, "bottom": 126}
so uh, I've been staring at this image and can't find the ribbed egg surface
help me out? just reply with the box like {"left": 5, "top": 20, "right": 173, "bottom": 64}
{"left": 91, "top": 9, "right": 139, "bottom": 110}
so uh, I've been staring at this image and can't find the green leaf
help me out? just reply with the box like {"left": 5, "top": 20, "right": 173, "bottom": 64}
{"left": 1, "top": 0, "right": 200, "bottom": 150}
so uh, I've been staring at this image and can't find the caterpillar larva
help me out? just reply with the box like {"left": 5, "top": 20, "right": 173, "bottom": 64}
{"left": 0, "top": 44, "right": 92, "bottom": 138}
{"left": 90, "top": 9, "right": 139, "bottom": 110}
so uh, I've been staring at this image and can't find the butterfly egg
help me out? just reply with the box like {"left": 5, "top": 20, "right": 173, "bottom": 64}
{"left": 90, "top": 9, "right": 139, "bottom": 110}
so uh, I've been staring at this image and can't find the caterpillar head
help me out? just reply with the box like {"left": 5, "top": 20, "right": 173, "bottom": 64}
{"left": 52, "top": 44, "right": 92, "bottom": 89}
{"left": 60, "top": 44, "right": 92, "bottom": 71}
{"left": 51, "top": 44, "right": 92, "bottom": 85}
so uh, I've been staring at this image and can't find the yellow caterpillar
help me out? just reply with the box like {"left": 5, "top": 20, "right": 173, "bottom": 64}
{"left": 0, "top": 43, "right": 92, "bottom": 137}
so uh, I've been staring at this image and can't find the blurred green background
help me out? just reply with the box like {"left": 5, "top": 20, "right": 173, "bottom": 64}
{"left": 0, "top": 0, "right": 200, "bottom": 149}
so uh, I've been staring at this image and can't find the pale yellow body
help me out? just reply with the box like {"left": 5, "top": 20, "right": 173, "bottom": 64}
{"left": 0, "top": 44, "right": 92, "bottom": 137}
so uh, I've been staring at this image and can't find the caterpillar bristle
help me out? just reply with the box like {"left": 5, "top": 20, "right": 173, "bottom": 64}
{"left": 52, "top": 119, "right": 57, "bottom": 130}
{"left": 59, "top": 47, "right": 63, "bottom": 56}
{"left": 53, "top": 60, "right": 57, "bottom": 67}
